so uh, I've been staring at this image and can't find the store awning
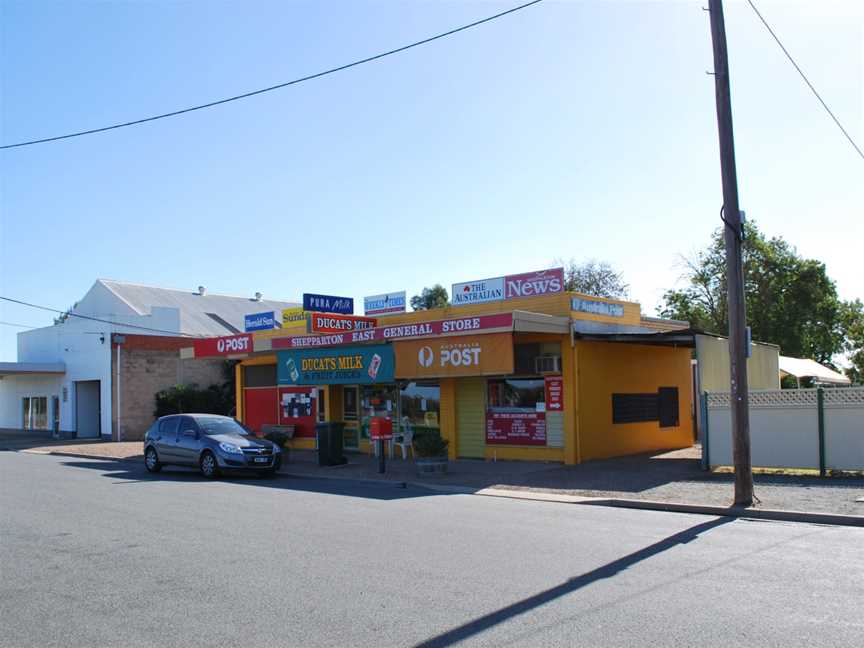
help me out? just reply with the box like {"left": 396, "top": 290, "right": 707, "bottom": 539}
{"left": 779, "top": 356, "right": 850, "bottom": 385}
{"left": 512, "top": 311, "right": 570, "bottom": 334}
{"left": 0, "top": 362, "right": 66, "bottom": 376}
{"left": 572, "top": 321, "right": 696, "bottom": 347}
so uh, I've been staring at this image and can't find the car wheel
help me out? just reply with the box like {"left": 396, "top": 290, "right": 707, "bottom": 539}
{"left": 144, "top": 447, "right": 162, "bottom": 473}
{"left": 200, "top": 451, "right": 219, "bottom": 479}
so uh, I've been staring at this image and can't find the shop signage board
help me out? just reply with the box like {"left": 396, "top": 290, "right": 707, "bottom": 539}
{"left": 194, "top": 333, "right": 253, "bottom": 357}
{"left": 272, "top": 312, "right": 514, "bottom": 350}
{"left": 394, "top": 333, "right": 514, "bottom": 379}
{"left": 364, "top": 291, "right": 406, "bottom": 316}
{"left": 452, "top": 267, "right": 564, "bottom": 306}
{"left": 277, "top": 344, "right": 394, "bottom": 386}
{"left": 544, "top": 376, "right": 564, "bottom": 412}
{"left": 486, "top": 412, "right": 547, "bottom": 445}
{"left": 309, "top": 312, "right": 377, "bottom": 334}
{"left": 504, "top": 268, "right": 564, "bottom": 299}
{"left": 281, "top": 307, "right": 309, "bottom": 332}
{"left": 303, "top": 293, "right": 354, "bottom": 315}
{"left": 452, "top": 277, "right": 504, "bottom": 306}
{"left": 571, "top": 297, "right": 625, "bottom": 318}
{"left": 244, "top": 311, "right": 277, "bottom": 332}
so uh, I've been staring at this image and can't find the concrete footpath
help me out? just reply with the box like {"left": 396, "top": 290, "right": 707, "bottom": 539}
{"left": 9, "top": 433, "right": 864, "bottom": 526}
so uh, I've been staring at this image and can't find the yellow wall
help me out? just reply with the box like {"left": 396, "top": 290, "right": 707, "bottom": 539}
{"left": 695, "top": 335, "right": 781, "bottom": 392}
{"left": 576, "top": 341, "right": 694, "bottom": 460}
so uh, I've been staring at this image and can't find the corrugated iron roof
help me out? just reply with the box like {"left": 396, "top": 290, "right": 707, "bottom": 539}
{"left": 96, "top": 280, "right": 298, "bottom": 337}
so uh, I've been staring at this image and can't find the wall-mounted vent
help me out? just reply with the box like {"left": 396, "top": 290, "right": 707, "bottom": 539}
{"left": 254, "top": 292, "right": 263, "bottom": 301}
{"left": 197, "top": 285, "right": 207, "bottom": 296}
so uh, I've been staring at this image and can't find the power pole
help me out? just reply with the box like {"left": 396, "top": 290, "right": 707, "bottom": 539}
{"left": 707, "top": 0, "right": 753, "bottom": 507}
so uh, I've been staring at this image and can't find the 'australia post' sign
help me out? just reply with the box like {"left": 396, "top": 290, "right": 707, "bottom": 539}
{"left": 244, "top": 311, "right": 277, "bottom": 332}
{"left": 277, "top": 344, "right": 394, "bottom": 386}
{"left": 453, "top": 268, "right": 564, "bottom": 306}
{"left": 303, "top": 293, "right": 354, "bottom": 315}
{"left": 193, "top": 334, "right": 253, "bottom": 358}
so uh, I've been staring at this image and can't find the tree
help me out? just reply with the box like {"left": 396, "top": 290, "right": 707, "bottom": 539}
{"left": 559, "top": 259, "right": 629, "bottom": 299}
{"left": 659, "top": 222, "right": 847, "bottom": 363}
{"left": 410, "top": 285, "right": 449, "bottom": 311}
{"left": 842, "top": 300, "right": 864, "bottom": 384}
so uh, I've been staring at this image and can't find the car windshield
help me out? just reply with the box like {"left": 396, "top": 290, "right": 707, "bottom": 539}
{"left": 196, "top": 417, "right": 249, "bottom": 436}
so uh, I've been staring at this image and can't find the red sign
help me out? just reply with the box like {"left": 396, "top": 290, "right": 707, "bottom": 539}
{"left": 193, "top": 334, "right": 253, "bottom": 357}
{"left": 544, "top": 376, "right": 564, "bottom": 412}
{"left": 309, "top": 312, "right": 377, "bottom": 334}
{"left": 486, "top": 412, "right": 546, "bottom": 445}
{"left": 272, "top": 312, "right": 513, "bottom": 350}
{"left": 504, "top": 267, "right": 564, "bottom": 299}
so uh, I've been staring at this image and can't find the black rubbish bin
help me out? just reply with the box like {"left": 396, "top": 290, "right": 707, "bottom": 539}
{"left": 316, "top": 422, "right": 347, "bottom": 466}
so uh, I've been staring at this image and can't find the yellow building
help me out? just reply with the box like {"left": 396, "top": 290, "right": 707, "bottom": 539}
{"left": 213, "top": 290, "right": 697, "bottom": 465}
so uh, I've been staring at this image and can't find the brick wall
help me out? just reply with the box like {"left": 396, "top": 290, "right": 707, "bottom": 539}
{"left": 110, "top": 336, "right": 226, "bottom": 440}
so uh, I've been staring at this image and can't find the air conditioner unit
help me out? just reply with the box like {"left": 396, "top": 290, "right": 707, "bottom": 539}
{"left": 534, "top": 355, "right": 561, "bottom": 374}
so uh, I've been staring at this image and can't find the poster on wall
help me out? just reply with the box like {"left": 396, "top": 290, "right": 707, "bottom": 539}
{"left": 486, "top": 412, "right": 547, "bottom": 446}
{"left": 277, "top": 387, "right": 316, "bottom": 438}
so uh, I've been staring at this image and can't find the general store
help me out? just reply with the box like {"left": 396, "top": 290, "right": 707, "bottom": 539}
{"left": 183, "top": 268, "right": 779, "bottom": 465}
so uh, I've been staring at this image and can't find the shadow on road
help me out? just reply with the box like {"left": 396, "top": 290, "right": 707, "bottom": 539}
{"left": 57, "top": 458, "right": 455, "bottom": 501}
{"left": 413, "top": 516, "right": 734, "bottom": 648}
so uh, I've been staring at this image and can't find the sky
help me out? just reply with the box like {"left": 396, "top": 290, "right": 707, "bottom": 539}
{"left": 1, "top": 0, "right": 861, "bottom": 361}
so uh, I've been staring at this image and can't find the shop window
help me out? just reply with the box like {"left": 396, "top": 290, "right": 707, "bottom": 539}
{"left": 343, "top": 387, "right": 358, "bottom": 421}
{"left": 513, "top": 344, "right": 541, "bottom": 375}
{"left": 400, "top": 381, "right": 440, "bottom": 431}
{"left": 22, "top": 396, "right": 48, "bottom": 430}
{"left": 488, "top": 378, "right": 545, "bottom": 411}
{"left": 612, "top": 387, "right": 679, "bottom": 427}
{"left": 317, "top": 388, "right": 326, "bottom": 422}
{"left": 244, "top": 364, "right": 277, "bottom": 388}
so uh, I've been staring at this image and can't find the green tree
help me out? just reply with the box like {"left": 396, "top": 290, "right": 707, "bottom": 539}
{"left": 842, "top": 300, "right": 864, "bottom": 384}
{"left": 659, "top": 222, "right": 847, "bottom": 363}
{"left": 410, "top": 285, "right": 449, "bottom": 311}
{"left": 559, "top": 259, "right": 629, "bottom": 299}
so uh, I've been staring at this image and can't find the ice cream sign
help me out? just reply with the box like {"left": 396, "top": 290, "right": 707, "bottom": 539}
{"left": 277, "top": 344, "right": 394, "bottom": 385}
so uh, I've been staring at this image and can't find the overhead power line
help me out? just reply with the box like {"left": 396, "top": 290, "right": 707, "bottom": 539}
{"left": 0, "top": 320, "right": 41, "bottom": 329}
{"left": 0, "top": 296, "right": 200, "bottom": 337}
{"left": 0, "top": 0, "right": 545, "bottom": 150}
{"left": 746, "top": 0, "right": 864, "bottom": 162}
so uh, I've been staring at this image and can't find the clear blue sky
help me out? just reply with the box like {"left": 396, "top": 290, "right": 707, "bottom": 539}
{"left": 1, "top": 0, "right": 861, "bottom": 361}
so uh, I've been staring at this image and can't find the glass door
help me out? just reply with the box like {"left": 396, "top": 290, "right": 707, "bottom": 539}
{"left": 342, "top": 386, "right": 360, "bottom": 449}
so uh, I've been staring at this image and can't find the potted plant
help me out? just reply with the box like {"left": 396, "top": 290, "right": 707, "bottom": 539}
{"left": 413, "top": 429, "right": 449, "bottom": 474}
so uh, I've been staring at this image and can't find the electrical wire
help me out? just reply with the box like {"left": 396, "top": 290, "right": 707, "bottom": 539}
{"left": 0, "top": 0, "right": 544, "bottom": 150}
{"left": 0, "top": 320, "right": 41, "bottom": 329}
{"left": 746, "top": 0, "right": 864, "bottom": 162}
{"left": 0, "top": 296, "right": 201, "bottom": 337}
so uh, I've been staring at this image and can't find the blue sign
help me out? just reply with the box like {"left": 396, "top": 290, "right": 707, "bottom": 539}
{"left": 277, "top": 344, "right": 394, "bottom": 386}
{"left": 244, "top": 311, "right": 277, "bottom": 332}
{"left": 303, "top": 293, "right": 354, "bottom": 315}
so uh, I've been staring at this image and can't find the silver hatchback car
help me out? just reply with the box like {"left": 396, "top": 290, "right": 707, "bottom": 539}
{"left": 143, "top": 414, "right": 283, "bottom": 478}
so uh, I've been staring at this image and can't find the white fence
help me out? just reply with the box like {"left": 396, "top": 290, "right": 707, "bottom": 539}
{"left": 704, "top": 388, "right": 864, "bottom": 472}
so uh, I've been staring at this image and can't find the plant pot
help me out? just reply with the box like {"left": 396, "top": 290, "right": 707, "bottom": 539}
{"left": 415, "top": 456, "right": 448, "bottom": 474}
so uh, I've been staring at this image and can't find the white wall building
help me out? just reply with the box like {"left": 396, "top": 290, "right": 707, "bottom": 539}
{"left": 0, "top": 280, "right": 296, "bottom": 438}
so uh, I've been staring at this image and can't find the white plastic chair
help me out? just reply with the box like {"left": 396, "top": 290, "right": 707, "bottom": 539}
{"left": 394, "top": 419, "right": 414, "bottom": 460}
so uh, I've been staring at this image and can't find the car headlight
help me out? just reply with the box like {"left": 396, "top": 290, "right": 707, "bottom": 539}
{"left": 219, "top": 442, "right": 243, "bottom": 454}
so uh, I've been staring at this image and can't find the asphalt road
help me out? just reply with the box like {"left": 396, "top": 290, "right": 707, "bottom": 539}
{"left": 1, "top": 453, "right": 862, "bottom": 648}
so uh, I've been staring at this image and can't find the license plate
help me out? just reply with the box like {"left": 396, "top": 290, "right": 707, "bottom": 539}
{"left": 254, "top": 457, "right": 269, "bottom": 464}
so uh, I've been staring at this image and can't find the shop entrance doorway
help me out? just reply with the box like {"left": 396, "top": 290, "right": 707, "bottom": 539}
{"left": 75, "top": 380, "right": 101, "bottom": 438}
{"left": 342, "top": 386, "right": 360, "bottom": 449}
